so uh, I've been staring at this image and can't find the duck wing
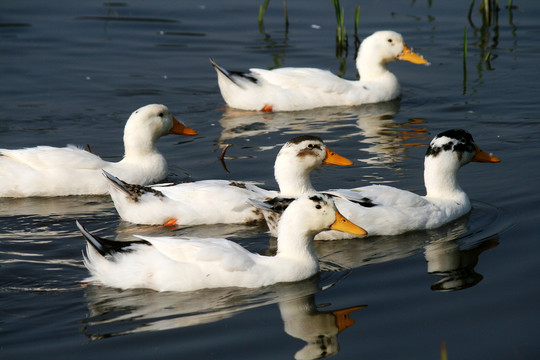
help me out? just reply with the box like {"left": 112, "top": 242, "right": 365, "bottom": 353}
{"left": 134, "top": 235, "right": 257, "bottom": 272}
{"left": 326, "top": 185, "right": 429, "bottom": 208}
{"left": 0, "top": 145, "right": 107, "bottom": 170}
{"left": 250, "top": 67, "right": 353, "bottom": 94}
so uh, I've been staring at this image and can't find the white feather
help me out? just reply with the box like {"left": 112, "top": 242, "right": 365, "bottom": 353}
{"left": 82, "top": 194, "right": 365, "bottom": 292}
{"left": 0, "top": 104, "right": 196, "bottom": 197}
{"left": 262, "top": 130, "right": 501, "bottom": 239}
{"left": 106, "top": 135, "right": 352, "bottom": 226}
{"left": 212, "top": 31, "right": 428, "bottom": 111}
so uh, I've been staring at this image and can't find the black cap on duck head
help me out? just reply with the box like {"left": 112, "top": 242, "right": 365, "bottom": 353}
{"left": 425, "top": 129, "right": 476, "bottom": 158}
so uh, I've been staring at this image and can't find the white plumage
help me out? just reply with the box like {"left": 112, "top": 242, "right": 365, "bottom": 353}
{"left": 0, "top": 104, "right": 197, "bottom": 197}
{"left": 211, "top": 30, "right": 429, "bottom": 112}
{"left": 104, "top": 135, "right": 353, "bottom": 226}
{"left": 79, "top": 194, "right": 367, "bottom": 292}
{"left": 261, "top": 129, "right": 501, "bottom": 239}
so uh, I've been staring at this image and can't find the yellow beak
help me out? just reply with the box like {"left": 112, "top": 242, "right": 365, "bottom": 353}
{"left": 330, "top": 210, "right": 367, "bottom": 236}
{"left": 333, "top": 305, "right": 367, "bottom": 333}
{"left": 323, "top": 147, "right": 354, "bottom": 166}
{"left": 472, "top": 145, "right": 501, "bottom": 163}
{"left": 397, "top": 44, "right": 429, "bottom": 65}
{"left": 170, "top": 117, "right": 198, "bottom": 136}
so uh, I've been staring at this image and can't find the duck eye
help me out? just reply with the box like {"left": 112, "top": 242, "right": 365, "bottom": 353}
{"left": 158, "top": 112, "right": 164, "bottom": 117}
{"left": 315, "top": 204, "right": 322, "bottom": 209}
{"left": 387, "top": 38, "right": 393, "bottom": 43}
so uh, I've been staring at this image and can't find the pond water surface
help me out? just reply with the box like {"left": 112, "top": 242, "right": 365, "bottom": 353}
{"left": 1, "top": 1, "right": 539, "bottom": 359}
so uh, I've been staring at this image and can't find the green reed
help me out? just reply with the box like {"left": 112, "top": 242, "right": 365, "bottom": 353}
{"left": 258, "top": 0, "right": 288, "bottom": 33}
{"left": 332, "top": 0, "right": 348, "bottom": 52}
{"left": 353, "top": 6, "right": 361, "bottom": 51}
{"left": 463, "top": 26, "right": 468, "bottom": 94}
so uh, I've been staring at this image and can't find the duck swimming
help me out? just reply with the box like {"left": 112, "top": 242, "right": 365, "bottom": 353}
{"left": 104, "top": 135, "right": 352, "bottom": 226}
{"left": 0, "top": 104, "right": 197, "bottom": 197}
{"left": 211, "top": 30, "right": 429, "bottom": 112}
{"left": 78, "top": 194, "right": 367, "bottom": 292}
{"left": 261, "top": 129, "right": 501, "bottom": 239}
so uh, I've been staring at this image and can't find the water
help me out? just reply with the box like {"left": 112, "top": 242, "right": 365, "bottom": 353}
{"left": 1, "top": 0, "right": 539, "bottom": 359}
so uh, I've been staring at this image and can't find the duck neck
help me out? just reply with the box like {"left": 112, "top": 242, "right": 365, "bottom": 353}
{"left": 122, "top": 128, "right": 160, "bottom": 160}
{"left": 357, "top": 53, "right": 390, "bottom": 81}
{"left": 423, "top": 155, "right": 467, "bottom": 202}
{"left": 274, "top": 158, "right": 317, "bottom": 197}
{"left": 276, "top": 222, "right": 319, "bottom": 269}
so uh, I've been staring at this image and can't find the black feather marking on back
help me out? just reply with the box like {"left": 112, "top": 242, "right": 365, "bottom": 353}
{"left": 230, "top": 70, "right": 258, "bottom": 84}
{"left": 264, "top": 197, "right": 295, "bottom": 214}
{"left": 76, "top": 220, "right": 150, "bottom": 257}
{"left": 229, "top": 181, "right": 247, "bottom": 189}
{"left": 210, "top": 58, "right": 258, "bottom": 84}
{"left": 324, "top": 192, "right": 377, "bottom": 208}
{"left": 351, "top": 197, "right": 377, "bottom": 207}
{"left": 103, "top": 170, "right": 164, "bottom": 202}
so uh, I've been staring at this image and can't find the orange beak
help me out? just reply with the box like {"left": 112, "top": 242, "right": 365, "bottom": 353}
{"left": 397, "top": 44, "right": 429, "bottom": 65}
{"left": 472, "top": 145, "right": 501, "bottom": 163}
{"left": 330, "top": 210, "right": 367, "bottom": 236}
{"left": 333, "top": 305, "right": 367, "bottom": 333}
{"left": 323, "top": 147, "right": 354, "bottom": 166}
{"left": 170, "top": 117, "right": 198, "bottom": 136}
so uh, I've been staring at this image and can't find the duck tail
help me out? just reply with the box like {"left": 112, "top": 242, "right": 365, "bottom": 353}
{"left": 210, "top": 58, "right": 258, "bottom": 86}
{"left": 210, "top": 58, "right": 233, "bottom": 81}
{"left": 76, "top": 220, "right": 115, "bottom": 257}
{"left": 76, "top": 220, "right": 149, "bottom": 257}
{"left": 102, "top": 170, "right": 161, "bottom": 202}
{"left": 102, "top": 170, "right": 133, "bottom": 196}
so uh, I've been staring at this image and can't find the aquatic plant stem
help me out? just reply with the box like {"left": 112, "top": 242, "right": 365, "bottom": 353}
{"left": 463, "top": 26, "right": 468, "bottom": 95}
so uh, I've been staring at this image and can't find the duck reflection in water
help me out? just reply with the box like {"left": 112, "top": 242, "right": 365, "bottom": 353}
{"left": 216, "top": 99, "right": 428, "bottom": 168}
{"left": 426, "top": 234, "right": 499, "bottom": 291}
{"left": 81, "top": 274, "right": 365, "bottom": 360}
{"left": 301, "top": 207, "right": 499, "bottom": 291}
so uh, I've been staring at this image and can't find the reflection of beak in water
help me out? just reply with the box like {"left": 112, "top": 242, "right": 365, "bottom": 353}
{"left": 351, "top": 101, "right": 429, "bottom": 168}
{"left": 216, "top": 99, "right": 428, "bottom": 169}
{"left": 81, "top": 270, "right": 355, "bottom": 353}
{"left": 279, "top": 296, "right": 366, "bottom": 360}
{"left": 217, "top": 105, "right": 357, "bottom": 147}
{"left": 425, "top": 234, "right": 499, "bottom": 292}
{"left": 272, "top": 201, "right": 499, "bottom": 294}
{"left": 315, "top": 213, "right": 499, "bottom": 292}
{"left": 82, "top": 259, "right": 363, "bottom": 359}
{"left": 310, "top": 215, "right": 472, "bottom": 272}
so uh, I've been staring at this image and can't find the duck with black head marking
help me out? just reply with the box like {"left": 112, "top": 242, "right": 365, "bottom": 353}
{"left": 77, "top": 194, "right": 367, "bottom": 292}
{"left": 260, "top": 129, "right": 501, "bottom": 239}
{"left": 103, "top": 135, "right": 353, "bottom": 226}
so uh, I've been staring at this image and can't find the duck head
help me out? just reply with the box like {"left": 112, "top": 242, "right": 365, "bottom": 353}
{"left": 424, "top": 129, "right": 500, "bottom": 199}
{"left": 274, "top": 135, "right": 353, "bottom": 197}
{"left": 277, "top": 194, "right": 367, "bottom": 240}
{"left": 122, "top": 104, "right": 197, "bottom": 156}
{"left": 357, "top": 31, "right": 429, "bottom": 78}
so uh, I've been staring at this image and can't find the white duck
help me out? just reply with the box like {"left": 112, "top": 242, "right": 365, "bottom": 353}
{"left": 78, "top": 194, "right": 367, "bottom": 292}
{"left": 211, "top": 30, "right": 428, "bottom": 112}
{"left": 262, "top": 129, "right": 501, "bottom": 240}
{"left": 0, "top": 104, "right": 197, "bottom": 197}
{"left": 104, "top": 135, "right": 352, "bottom": 226}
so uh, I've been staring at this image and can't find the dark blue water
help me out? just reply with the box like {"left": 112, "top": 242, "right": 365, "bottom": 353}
{"left": 1, "top": 1, "right": 539, "bottom": 359}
